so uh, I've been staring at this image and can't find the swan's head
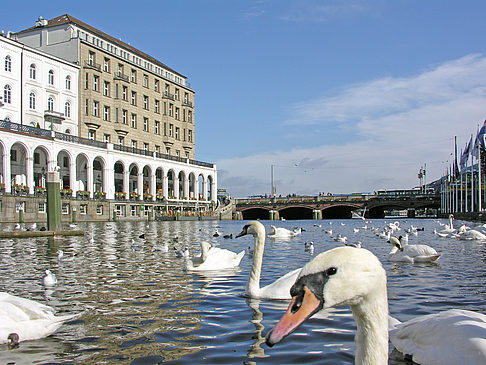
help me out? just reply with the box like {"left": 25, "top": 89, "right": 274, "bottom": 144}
{"left": 236, "top": 221, "right": 265, "bottom": 238}
{"left": 388, "top": 236, "right": 403, "bottom": 251}
{"left": 266, "top": 246, "right": 386, "bottom": 346}
{"left": 7, "top": 333, "right": 19, "bottom": 349}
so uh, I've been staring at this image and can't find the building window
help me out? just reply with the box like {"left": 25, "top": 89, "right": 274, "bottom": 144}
{"left": 48, "top": 70, "right": 54, "bottom": 85}
{"left": 118, "top": 136, "right": 124, "bottom": 146}
{"left": 47, "top": 97, "right": 54, "bottom": 111}
{"left": 122, "top": 109, "right": 128, "bottom": 124}
{"left": 96, "top": 205, "right": 103, "bottom": 215}
{"left": 175, "top": 88, "right": 179, "bottom": 100}
{"left": 29, "top": 92, "right": 36, "bottom": 109}
{"left": 79, "top": 204, "right": 87, "bottom": 215}
{"left": 143, "top": 117, "right": 149, "bottom": 132}
{"left": 155, "top": 145, "right": 160, "bottom": 154}
{"left": 131, "top": 140, "right": 137, "bottom": 149}
{"left": 131, "top": 69, "right": 136, "bottom": 83}
{"left": 144, "top": 143, "right": 149, "bottom": 151}
{"left": 169, "top": 103, "right": 173, "bottom": 117}
{"left": 143, "top": 95, "right": 148, "bottom": 110}
{"left": 85, "top": 99, "right": 89, "bottom": 115}
{"left": 3, "top": 85, "right": 11, "bottom": 104}
{"left": 104, "top": 58, "right": 110, "bottom": 72}
{"left": 104, "top": 134, "right": 111, "bottom": 143}
{"left": 103, "top": 105, "right": 110, "bottom": 121}
{"left": 65, "top": 102, "right": 71, "bottom": 118}
{"left": 155, "top": 121, "right": 160, "bottom": 135}
{"left": 65, "top": 75, "right": 71, "bottom": 90}
{"left": 93, "top": 75, "right": 99, "bottom": 91}
{"left": 154, "top": 100, "right": 159, "bottom": 113}
{"left": 166, "top": 147, "right": 170, "bottom": 154}
{"left": 5, "top": 55, "right": 11, "bottom": 72}
{"left": 184, "top": 92, "right": 189, "bottom": 103}
{"left": 103, "top": 81, "right": 110, "bottom": 96}
{"left": 188, "top": 110, "right": 192, "bottom": 123}
{"left": 169, "top": 123, "right": 173, "bottom": 137}
{"left": 38, "top": 202, "right": 46, "bottom": 213}
{"left": 131, "top": 113, "right": 137, "bottom": 128}
{"left": 143, "top": 74, "right": 148, "bottom": 87}
{"left": 62, "top": 203, "right": 70, "bottom": 215}
{"left": 154, "top": 79, "right": 159, "bottom": 92}
{"left": 93, "top": 101, "right": 99, "bottom": 116}
{"left": 188, "top": 129, "right": 192, "bottom": 142}
{"left": 122, "top": 86, "right": 127, "bottom": 100}
{"left": 85, "top": 72, "right": 89, "bottom": 89}
{"left": 88, "top": 129, "right": 96, "bottom": 140}
{"left": 88, "top": 51, "right": 95, "bottom": 66}
{"left": 175, "top": 107, "right": 180, "bottom": 120}
{"left": 175, "top": 127, "right": 180, "bottom": 140}
{"left": 131, "top": 91, "right": 136, "bottom": 105}
{"left": 30, "top": 64, "right": 36, "bottom": 79}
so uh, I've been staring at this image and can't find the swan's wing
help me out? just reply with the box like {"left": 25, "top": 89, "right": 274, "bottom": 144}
{"left": 192, "top": 248, "right": 244, "bottom": 270}
{"left": 0, "top": 292, "right": 55, "bottom": 320}
{"left": 390, "top": 309, "right": 486, "bottom": 365}
{"left": 260, "top": 268, "right": 301, "bottom": 300}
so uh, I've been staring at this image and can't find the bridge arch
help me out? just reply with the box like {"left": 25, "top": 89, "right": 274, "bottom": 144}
{"left": 278, "top": 205, "right": 314, "bottom": 220}
{"left": 239, "top": 207, "right": 271, "bottom": 220}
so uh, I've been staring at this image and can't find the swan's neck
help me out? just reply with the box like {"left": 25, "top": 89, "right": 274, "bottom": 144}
{"left": 247, "top": 227, "right": 265, "bottom": 297}
{"left": 350, "top": 283, "right": 389, "bottom": 365}
{"left": 388, "top": 246, "right": 399, "bottom": 255}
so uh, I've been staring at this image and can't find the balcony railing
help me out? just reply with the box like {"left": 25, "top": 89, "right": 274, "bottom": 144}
{"left": 163, "top": 91, "right": 175, "bottom": 100}
{"left": 0, "top": 120, "right": 52, "bottom": 138}
{"left": 182, "top": 100, "right": 193, "bottom": 108}
{"left": 55, "top": 132, "right": 108, "bottom": 149}
{"left": 83, "top": 60, "right": 101, "bottom": 72}
{"left": 114, "top": 72, "right": 129, "bottom": 82}
{"left": 1, "top": 120, "right": 214, "bottom": 170}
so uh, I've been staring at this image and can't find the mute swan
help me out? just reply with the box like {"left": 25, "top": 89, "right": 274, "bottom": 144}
{"left": 388, "top": 237, "right": 441, "bottom": 263}
{"left": 184, "top": 241, "right": 245, "bottom": 271}
{"left": 0, "top": 292, "right": 80, "bottom": 343}
{"left": 434, "top": 228, "right": 449, "bottom": 238}
{"left": 265, "top": 246, "right": 486, "bottom": 365}
{"left": 456, "top": 229, "right": 486, "bottom": 241}
{"left": 42, "top": 270, "right": 57, "bottom": 286}
{"left": 333, "top": 234, "right": 347, "bottom": 243}
{"left": 236, "top": 221, "right": 301, "bottom": 299}
{"left": 268, "top": 226, "right": 298, "bottom": 239}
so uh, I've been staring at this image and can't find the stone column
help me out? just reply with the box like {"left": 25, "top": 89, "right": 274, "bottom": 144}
{"left": 137, "top": 172, "right": 143, "bottom": 200}
{"left": 86, "top": 158, "right": 93, "bottom": 198}
{"left": 46, "top": 171, "right": 61, "bottom": 231}
{"left": 150, "top": 171, "right": 156, "bottom": 201}
{"left": 123, "top": 169, "right": 129, "bottom": 197}
{"left": 104, "top": 165, "right": 114, "bottom": 200}
{"left": 174, "top": 175, "right": 180, "bottom": 199}
{"left": 26, "top": 156, "right": 34, "bottom": 194}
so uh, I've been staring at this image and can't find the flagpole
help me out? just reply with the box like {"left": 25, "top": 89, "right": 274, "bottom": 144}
{"left": 465, "top": 150, "right": 469, "bottom": 212}
{"left": 479, "top": 145, "right": 482, "bottom": 212}
{"left": 460, "top": 150, "right": 463, "bottom": 213}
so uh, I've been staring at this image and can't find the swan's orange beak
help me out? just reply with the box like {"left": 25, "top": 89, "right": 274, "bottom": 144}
{"left": 265, "top": 286, "right": 321, "bottom": 346}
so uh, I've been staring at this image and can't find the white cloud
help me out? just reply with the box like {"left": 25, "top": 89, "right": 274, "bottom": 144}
{"left": 217, "top": 54, "right": 486, "bottom": 197}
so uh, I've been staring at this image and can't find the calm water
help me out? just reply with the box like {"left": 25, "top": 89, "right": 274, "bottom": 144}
{"left": 1, "top": 218, "right": 486, "bottom": 364}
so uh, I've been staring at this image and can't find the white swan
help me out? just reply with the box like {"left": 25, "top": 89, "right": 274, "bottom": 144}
{"left": 0, "top": 292, "right": 80, "bottom": 343}
{"left": 265, "top": 246, "right": 486, "bottom": 365}
{"left": 236, "top": 221, "right": 301, "bottom": 299}
{"left": 268, "top": 226, "right": 298, "bottom": 239}
{"left": 388, "top": 237, "right": 441, "bottom": 263}
{"left": 456, "top": 229, "right": 486, "bottom": 241}
{"left": 434, "top": 228, "right": 449, "bottom": 238}
{"left": 333, "top": 234, "right": 347, "bottom": 243}
{"left": 184, "top": 241, "right": 245, "bottom": 271}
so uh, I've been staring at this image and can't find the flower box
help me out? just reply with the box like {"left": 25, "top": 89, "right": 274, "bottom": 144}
{"left": 115, "top": 192, "right": 127, "bottom": 200}
{"left": 130, "top": 192, "right": 140, "bottom": 200}
{"left": 94, "top": 191, "right": 106, "bottom": 200}
{"left": 143, "top": 193, "right": 153, "bottom": 201}
{"left": 77, "top": 190, "right": 90, "bottom": 199}
{"left": 60, "top": 188, "right": 73, "bottom": 198}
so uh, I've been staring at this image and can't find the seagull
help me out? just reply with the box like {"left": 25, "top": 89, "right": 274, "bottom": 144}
{"left": 42, "top": 270, "right": 57, "bottom": 287}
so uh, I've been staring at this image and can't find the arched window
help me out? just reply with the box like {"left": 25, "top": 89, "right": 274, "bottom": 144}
{"left": 65, "top": 75, "right": 71, "bottom": 90}
{"left": 30, "top": 64, "right": 36, "bottom": 79}
{"left": 64, "top": 101, "right": 71, "bottom": 118}
{"left": 29, "top": 92, "right": 36, "bottom": 109}
{"left": 65, "top": 129, "right": 71, "bottom": 134}
{"left": 47, "top": 97, "right": 54, "bottom": 112}
{"left": 3, "top": 85, "right": 11, "bottom": 104}
{"left": 48, "top": 70, "right": 54, "bottom": 85}
{"left": 5, "top": 56, "right": 11, "bottom": 72}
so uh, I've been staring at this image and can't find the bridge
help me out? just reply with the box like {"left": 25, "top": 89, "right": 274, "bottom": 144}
{"left": 234, "top": 191, "right": 440, "bottom": 220}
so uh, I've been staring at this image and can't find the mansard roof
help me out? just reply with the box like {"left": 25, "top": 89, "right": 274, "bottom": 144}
{"left": 16, "top": 14, "right": 185, "bottom": 79}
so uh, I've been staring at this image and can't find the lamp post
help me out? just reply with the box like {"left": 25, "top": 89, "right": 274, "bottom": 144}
{"left": 271, "top": 164, "right": 276, "bottom": 197}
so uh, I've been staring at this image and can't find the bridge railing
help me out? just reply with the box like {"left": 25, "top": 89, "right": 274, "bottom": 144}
{"left": 236, "top": 194, "right": 370, "bottom": 205}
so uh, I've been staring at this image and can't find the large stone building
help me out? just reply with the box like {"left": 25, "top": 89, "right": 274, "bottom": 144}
{"left": 0, "top": 16, "right": 217, "bottom": 222}
{"left": 15, "top": 14, "right": 196, "bottom": 160}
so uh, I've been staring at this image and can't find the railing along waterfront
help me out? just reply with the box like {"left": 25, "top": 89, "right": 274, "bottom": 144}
{"left": 1, "top": 120, "right": 215, "bottom": 170}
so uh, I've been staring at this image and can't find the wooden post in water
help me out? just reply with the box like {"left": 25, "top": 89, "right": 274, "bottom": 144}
{"left": 46, "top": 170, "right": 61, "bottom": 231}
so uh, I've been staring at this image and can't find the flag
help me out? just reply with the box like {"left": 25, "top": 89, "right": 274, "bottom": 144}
{"left": 460, "top": 135, "right": 472, "bottom": 170}
{"left": 473, "top": 120, "right": 486, "bottom": 158}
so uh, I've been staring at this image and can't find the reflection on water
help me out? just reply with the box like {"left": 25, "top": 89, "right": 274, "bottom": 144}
{"left": 0, "top": 218, "right": 485, "bottom": 364}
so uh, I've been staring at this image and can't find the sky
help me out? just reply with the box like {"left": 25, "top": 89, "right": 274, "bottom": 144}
{"left": 3, "top": 0, "right": 486, "bottom": 197}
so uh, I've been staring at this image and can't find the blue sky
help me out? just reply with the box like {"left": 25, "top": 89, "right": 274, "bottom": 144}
{"left": 3, "top": 0, "right": 486, "bottom": 197}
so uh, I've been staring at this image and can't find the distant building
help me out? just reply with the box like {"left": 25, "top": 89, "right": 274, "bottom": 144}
{"left": 15, "top": 14, "right": 196, "bottom": 160}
